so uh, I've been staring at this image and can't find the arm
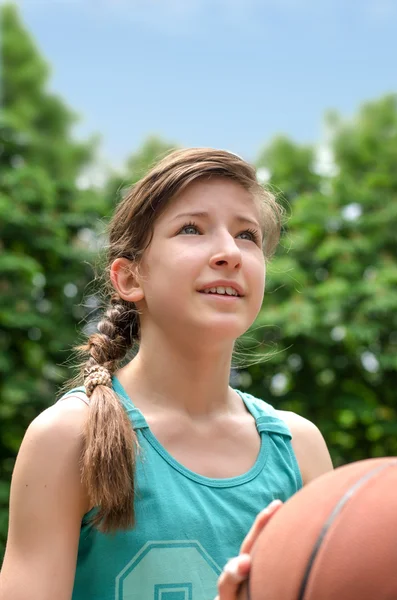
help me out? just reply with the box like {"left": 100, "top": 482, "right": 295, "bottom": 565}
{"left": 278, "top": 410, "right": 333, "bottom": 485}
{"left": 0, "top": 398, "right": 91, "bottom": 600}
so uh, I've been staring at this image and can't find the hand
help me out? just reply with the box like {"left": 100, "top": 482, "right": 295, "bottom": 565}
{"left": 215, "top": 500, "right": 282, "bottom": 600}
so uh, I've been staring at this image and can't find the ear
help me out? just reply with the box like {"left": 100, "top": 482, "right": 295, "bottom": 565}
{"left": 110, "top": 258, "right": 144, "bottom": 303}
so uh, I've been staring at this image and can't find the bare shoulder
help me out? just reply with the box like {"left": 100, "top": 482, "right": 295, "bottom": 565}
{"left": 30, "top": 393, "right": 89, "bottom": 435}
{"left": 13, "top": 395, "right": 91, "bottom": 513}
{"left": 0, "top": 396, "right": 91, "bottom": 599}
{"left": 22, "top": 395, "right": 89, "bottom": 456}
{"left": 276, "top": 409, "right": 333, "bottom": 485}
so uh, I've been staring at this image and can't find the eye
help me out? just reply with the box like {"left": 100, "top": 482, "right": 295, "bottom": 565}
{"left": 178, "top": 222, "right": 201, "bottom": 235}
{"left": 237, "top": 228, "right": 261, "bottom": 244}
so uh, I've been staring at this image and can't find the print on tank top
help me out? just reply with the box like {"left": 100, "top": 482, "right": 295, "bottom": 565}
{"left": 115, "top": 540, "right": 222, "bottom": 600}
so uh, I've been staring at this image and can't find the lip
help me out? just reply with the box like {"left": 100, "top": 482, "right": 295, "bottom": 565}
{"left": 198, "top": 280, "right": 245, "bottom": 297}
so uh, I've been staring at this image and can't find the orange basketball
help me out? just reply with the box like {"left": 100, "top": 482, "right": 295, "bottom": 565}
{"left": 242, "top": 457, "right": 397, "bottom": 600}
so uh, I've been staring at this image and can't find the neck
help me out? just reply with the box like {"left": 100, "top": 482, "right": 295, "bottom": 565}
{"left": 116, "top": 327, "right": 236, "bottom": 417}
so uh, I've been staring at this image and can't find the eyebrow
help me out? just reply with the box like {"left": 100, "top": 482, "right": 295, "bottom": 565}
{"left": 171, "top": 211, "right": 261, "bottom": 228}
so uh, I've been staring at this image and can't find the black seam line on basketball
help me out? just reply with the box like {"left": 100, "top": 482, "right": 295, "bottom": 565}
{"left": 297, "top": 461, "right": 397, "bottom": 600}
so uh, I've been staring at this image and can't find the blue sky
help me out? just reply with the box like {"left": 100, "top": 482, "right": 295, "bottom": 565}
{"left": 11, "top": 0, "right": 397, "bottom": 170}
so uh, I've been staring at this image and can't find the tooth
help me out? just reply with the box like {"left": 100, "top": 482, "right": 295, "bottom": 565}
{"left": 226, "top": 287, "right": 234, "bottom": 295}
{"left": 210, "top": 287, "right": 217, "bottom": 293}
{"left": 217, "top": 286, "right": 225, "bottom": 294}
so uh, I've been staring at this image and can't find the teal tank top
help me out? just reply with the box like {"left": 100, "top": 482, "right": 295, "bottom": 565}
{"left": 63, "top": 377, "right": 302, "bottom": 600}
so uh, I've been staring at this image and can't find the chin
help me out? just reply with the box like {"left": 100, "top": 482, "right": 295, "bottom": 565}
{"left": 195, "top": 317, "right": 249, "bottom": 341}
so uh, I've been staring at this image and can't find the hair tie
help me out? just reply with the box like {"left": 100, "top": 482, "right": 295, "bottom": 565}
{"left": 84, "top": 364, "right": 112, "bottom": 397}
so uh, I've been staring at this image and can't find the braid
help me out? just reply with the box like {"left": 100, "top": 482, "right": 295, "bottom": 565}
{"left": 78, "top": 296, "right": 140, "bottom": 532}
{"left": 86, "top": 297, "right": 138, "bottom": 369}
{"left": 82, "top": 297, "right": 138, "bottom": 397}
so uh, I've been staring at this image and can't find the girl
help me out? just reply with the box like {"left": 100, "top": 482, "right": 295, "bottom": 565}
{"left": 0, "top": 149, "right": 332, "bottom": 600}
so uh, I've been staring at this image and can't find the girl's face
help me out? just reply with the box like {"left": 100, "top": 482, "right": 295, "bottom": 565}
{"left": 137, "top": 177, "right": 266, "bottom": 344}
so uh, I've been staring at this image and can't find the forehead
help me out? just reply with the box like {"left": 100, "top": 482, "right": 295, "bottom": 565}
{"left": 161, "top": 177, "right": 260, "bottom": 221}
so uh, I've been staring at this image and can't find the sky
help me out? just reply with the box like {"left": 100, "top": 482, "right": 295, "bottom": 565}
{"left": 9, "top": 0, "right": 397, "bottom": 171}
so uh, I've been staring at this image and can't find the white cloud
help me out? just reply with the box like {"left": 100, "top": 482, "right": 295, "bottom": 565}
{"left": 12, "top": 0, "right": 396, "bottom": 44}
{"left": 90, "top": 0, "right": 254, "bottom": 31}
{"left": 10, "top": 0, "right": 327, "bottom": 27}
{"left": 365, "top": 0, "right": 397, "bottom": 22}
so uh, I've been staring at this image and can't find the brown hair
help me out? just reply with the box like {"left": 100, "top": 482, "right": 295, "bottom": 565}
{"left": 74, "top": 148, "right": 283, "bottom": 532}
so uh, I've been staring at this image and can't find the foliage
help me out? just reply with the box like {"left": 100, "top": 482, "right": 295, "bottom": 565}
{"left": 1, "top": 0, "right": 396, "bottom": 565}
{"left": 256, "top": 135, "right": 322, "bottom": 202}
{"left": 0, "top": 4, "right": 108, "bottom": 558}
{"left": 104, "top": 135, "right": 178, "bottom": 203}
{"left": 245, "top": 95, "right": 397, "bottom": 467}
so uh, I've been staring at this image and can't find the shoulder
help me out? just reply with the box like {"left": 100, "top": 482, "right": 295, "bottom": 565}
{"left": 20, "top": 393, "right": 90, "bottom": 470}
{"left": 15, "top": 395, "right": 91, "bottom": 511}
{"left": 27, "top": 393, "right": 89, "bottom": 444}
{"left": 235, "top": 389, "right": 278, "bottom": 418}
{"left": 276, "top": 410, "right": 333, "bottom": 485}
{"left": 1, "top": 397, "right": 91, "bottom": 596}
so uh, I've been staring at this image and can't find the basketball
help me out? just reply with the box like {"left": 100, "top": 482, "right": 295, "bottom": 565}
{"left": 239, "top": 457, "right": 397, "bottom": 600}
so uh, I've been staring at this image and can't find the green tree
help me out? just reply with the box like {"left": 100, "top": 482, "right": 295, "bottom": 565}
{"left": 256, "top": 135, "right": 322, "bottom": 203}
{"left": 105, "top": 135, "right": 178, "bottom": 203}
{"left": 0, "top": 4, "right": 107, "bottom": 557}
{"left": 245, "top": 95, "right": 397, "bottom": 467}
{"left": 2, "top": 0, "right": 396, "bottom": 567}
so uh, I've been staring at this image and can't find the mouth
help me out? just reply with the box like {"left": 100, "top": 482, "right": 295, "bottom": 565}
{"left": 198, "top": 285, "right": 243, "bottom": 298}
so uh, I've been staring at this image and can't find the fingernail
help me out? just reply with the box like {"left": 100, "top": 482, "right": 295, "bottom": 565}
{"left": 224, "top": 557, "right": 245, "bottom": 581}
{"left": 268, "top": 499, "right": 282, "bottom": 510}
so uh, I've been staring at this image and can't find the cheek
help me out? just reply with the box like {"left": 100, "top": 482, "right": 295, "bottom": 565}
{"left": 148, "top": 245, "right": 204, "bottom": 285}
{"left": 141, "top": 248, "right": 195, "bottom": 303}
{"left": 247, "top": 255, "right": 266, "bottom": 296}
{"left": 246, "top": 258, "right": 265, "bottom": 321}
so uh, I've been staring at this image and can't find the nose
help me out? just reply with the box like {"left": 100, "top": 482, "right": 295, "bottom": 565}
{"left": 209, "top": 232, "right": 242, "bottom": 271}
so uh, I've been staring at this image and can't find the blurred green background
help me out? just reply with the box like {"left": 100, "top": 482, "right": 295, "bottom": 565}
{"left": 1, "top": 3, "right": 397, "bottom": 559}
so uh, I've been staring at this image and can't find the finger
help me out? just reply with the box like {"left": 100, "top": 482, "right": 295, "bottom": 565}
{"left": 216, "top": 554, "right": 251, "bottom": 600}
{"left": 240, "top": 500, "right": 282, "bottom": 555}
